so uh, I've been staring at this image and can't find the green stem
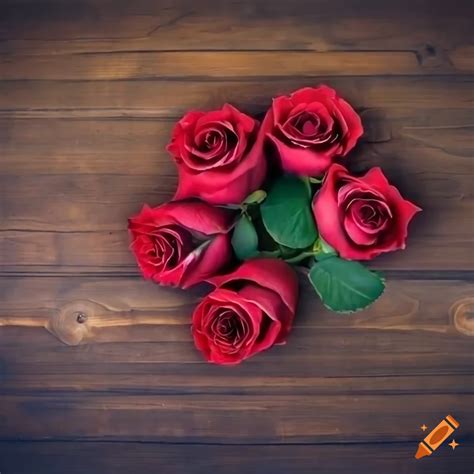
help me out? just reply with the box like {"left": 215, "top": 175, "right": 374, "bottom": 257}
{"left": 284, "top": 251, "right": 316, "bottom": 264}
{"left": 257, "top": 250, "right": 281, "bottom": 258}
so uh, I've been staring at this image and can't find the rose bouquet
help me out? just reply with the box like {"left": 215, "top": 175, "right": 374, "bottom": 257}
{"left": 129, "top": 85, "right": 421, "bottom": 365}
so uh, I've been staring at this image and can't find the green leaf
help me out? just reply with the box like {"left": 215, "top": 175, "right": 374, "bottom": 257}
{"left": 261, "top": 176, "right": 318, "bottom": 249}
{"left": 252, "top": 216, "right": 279, "bottom": 252}
{"left": 243, "top": 189, "right": 267, "bottom": 205}
{"left": 308, "top": 257, "right": 385, "bottom": 313}
{"left": 278, "top": 244, "right": 300, "bottom": 259}
{"left": 231, "top": 214, "right": 259, "bottom": 261}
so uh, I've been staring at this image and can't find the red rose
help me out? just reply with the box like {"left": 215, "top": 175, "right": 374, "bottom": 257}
{"left": 313, "top": 164, "right": 421, "bottom": 260}
{"left": 192, "top": 259, "right": 298, "bottom": 365}
{"left": 128, "top": 201, "right": 233, "bottom": 289}
{"left": 167, "top": 104, "right": 266, "bottom": 205}
{"left": 260, "top": 85, "right": 363, "bottom": 176}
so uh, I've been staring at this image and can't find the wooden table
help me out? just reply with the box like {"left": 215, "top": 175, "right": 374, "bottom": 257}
{"left": 1, "top": 1, "right": 473, "bottom": 472}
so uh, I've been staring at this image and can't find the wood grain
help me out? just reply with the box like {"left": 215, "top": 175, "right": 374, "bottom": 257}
{"left": 0, "top": 79, "right": 474, "bottom": 272}
{"left": 1, "top": 182, "right": 471, "bottom": 270}
{"left": 1, "top": 0, "right": 472, "bottom": 56}
{"left": 2, "top": 51, "right": 451, "bottom": 80}
{"left": 1, "top": 441, "right": 472, "bottom": 474}
{"left": 1, "top": 0, "right": 473, "bottom": 472}
{"left": 1, "top": 77, "right": 472, "bottom": 118}
{"left": 2, "top": 370, "right": 472, "bottom": 396}
{"left": 0, "top": 392, "right": 472, "bottom": 443}
{"left": 2, "top": 111, "right": 472, "bottom": 175}
{"left": 1, "top": 276, "right": 473, "bottom": 366}
{"left": 1, "top": 109, "right": 472, "bottom": 270}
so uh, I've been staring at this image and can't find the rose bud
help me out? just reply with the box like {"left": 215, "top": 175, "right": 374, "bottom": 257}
{"left": 260, "top": 85, "right": 363, "bottom": 176}
{"left": 167, "top": 104, "right": 266, "bottom": 205}
{"left": 313, "top": 164, "right": 421, "bottom": 260}
{"left": 192, "top": 259, "right": 298, "bottom": 365}
{"left": 128, "top": 201, "right": 233, "bottom": 289}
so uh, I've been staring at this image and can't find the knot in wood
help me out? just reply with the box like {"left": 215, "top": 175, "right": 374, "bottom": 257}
{"left": 75, "top": 312, "right": 88, "bottom": 324}
{"left": 47, "top": 300, "right": 97, "bottom": 346}
{"left": 450, "top": 297, "right": 474, "bottom": 336}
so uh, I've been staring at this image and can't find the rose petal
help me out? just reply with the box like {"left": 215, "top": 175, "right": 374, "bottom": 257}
{"left": 208, "top": 258, "right": 298, "bottom": 316}
{"left": 179, "top": 234, "right": 232, "bottom": 289}
{"left": 335, "top": 98, "right": 364, "bottom": 154}
{"left": 312, "top": 164, "right": 362, "bottom": 259}
{"left": 337, "top": 183, "right": 386, "bottom": 207}
{"left": 128, "top": 202, "right": 233, "bottom": 287}
{"left": 192, "top": 288, "right": 264, "bottom": 365}
{"left": 356, "top": 166, "right": 390, "bottom": 191}
{"left": 168, "top": 104, "right": 261, "bottom": 204}
{"left": 238, "top": 283, "right": 294, "bottom": 345}
{"left": 174, "top": 122, "right": 266, "bottom": 205}
{"left": 279, "top": 103, "right": 335, "bottom": 147}
{"left": 272, "top": 95, "right": 294, "bottom": 126}
{"left": 167, "top": 110, "right": 204, "bottom": 157}
{"left": 157, "top": 201, "right": 234, "bottom": 235}
{"left": 268, "top": 133, "right": 333, "bottom": 176}
{"left": 223, "top": 103, "right": 256, "bottom": 135}
{"left": 343, "top": 213, "right": 378, "bottom": 246}
{"left": 290, "top": 85, "right": 338, "bottom": 104}
{"left": 313, "top": 164, "right": 421, "bottom": 260}
{"left": 383, "top": 183, "right": 422, "bottom": 250}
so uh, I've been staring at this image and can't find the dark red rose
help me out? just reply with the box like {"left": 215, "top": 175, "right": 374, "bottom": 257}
{"left": 192, "top": 259, "right": 298, "bottom": 365}
{"left": 167, "top": 104, "right": 266, "bottom": 205}
{"left": 313, "top": 164, "right": 421, "bottom": 260}
{"left": 128, "top": 201, "right": 233, "bottom": 289}
{"left": 260, "top": 85, "right": 363, "bottom": 176}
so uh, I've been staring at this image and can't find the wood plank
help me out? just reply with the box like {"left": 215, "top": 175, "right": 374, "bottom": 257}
{"left": 0, "top": 77, "right": 472, "bottom": 118}
{"left": 0, "top": 277, "right": 472, "bottom": 376}
{"left": 2, "top": 323, "right": 473, "bottom": 373}
{"left": 1, "top": 107, "right": 472, "bottom": 270}
{"left": 1, "top": 210, "right": 472, "bottom": 270}
{"left": 1, "top": 441, "right": 472, "bottom": 474}
{"left": 0, "top": 51, "right": 441, "bottom": 80}
{"left": 2, "top": 170, "right": 468, "bottom": 232}
{"left": 0, "top": 391, "right": 471, "bottom": 442}
{"left": 1, "top": 0, "right": 472, "bottom": 57}
{"left": 2, "top": 109, "right": 471, "bottom": 175}
{"left": 451, "top": 46, "right": 474, "bottom": 73}
{"left": 2, "top": 371, "right": 471, "bottom": 396}
{"left": 0, "top": 166, "right": 474, "bottom": 273}
{"left": 0, "top": 119, "right": 176, "bottom": 175}
{"left": 1, "top": 78, "right": 471, "bottom": 157}
{"left": 6, "top": 45, "right": 473, "bottom": 80}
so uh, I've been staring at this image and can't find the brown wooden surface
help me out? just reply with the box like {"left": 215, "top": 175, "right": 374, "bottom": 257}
{"left": 0, "top": 0, "right": 473, "bottom": 473}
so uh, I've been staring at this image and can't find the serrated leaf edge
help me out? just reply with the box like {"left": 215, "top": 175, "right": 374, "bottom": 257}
{"left": 308, "top": 266, "right": 386, "bottom": 314}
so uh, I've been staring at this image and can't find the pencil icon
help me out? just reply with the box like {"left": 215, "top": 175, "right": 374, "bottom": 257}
{"left": 415, "top": 415, "right": 459, "bottom": 459}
